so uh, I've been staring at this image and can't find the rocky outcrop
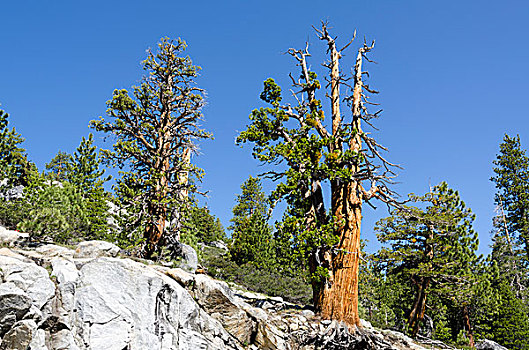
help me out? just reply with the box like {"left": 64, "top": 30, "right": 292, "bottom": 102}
{"left": 172, "top": 242, "right": 198, "bottom": 273}
{"left": 475, "top": 340, "right": 508, "bottom": 350}
{"left": 0, "top": 226, "right": 29, "bottom": 246}
{"left": 0, "top": 237, "right": 479, "bottom": 350}
{"left": 0, "top": 241, "right": 242, "bottom": 349}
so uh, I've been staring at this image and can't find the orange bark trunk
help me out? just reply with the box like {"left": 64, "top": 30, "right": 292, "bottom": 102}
{"left": 408, "top": 277, "right": 430, "bottom": 337}
{"left": 313, "top": 181, "right": 362, "bottom": 326}
{"left": 142, "top": 155, "right": 170, "bottom": 258}
{"left": 463, "top": 305, "right": 475, "bottom": 348}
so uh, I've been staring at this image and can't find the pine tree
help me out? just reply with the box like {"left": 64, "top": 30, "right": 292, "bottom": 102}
{"left": 474, "top": 270, "right": 529, "bottom": 350}
{"left": 91, "top": 38, "right": 211, "bottom": 258}
{"left": 0, "top": 107, "right": 35, "bottom": 228}
{"left": 229, "top": 176, "right": 274, "bottom": 267}
{"left": 489, "top": 211, "right": 526, "bottom": 298}
{"left": 45, "top": 151, "right": 72, "bottom": 181}
{"left": 491, "top": 134, "right": 529, "bottom": 260}
{"left": 19, "top": 171, "right": 89, "bottom": 243}
{"left": 376, "top": 182, "right": 479, "bottom": 338}
{"left": 0, "top": 108, "right": 33, "bottom": 192}
{"left": 66, "top": 133, "right": 110, "bottom": 239}
{"left": 183, "top": 205, "right": 225, "bottom": 244}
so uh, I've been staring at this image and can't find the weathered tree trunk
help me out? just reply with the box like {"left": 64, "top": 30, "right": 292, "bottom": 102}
{"left": 408, "top": 277, "right": 430, "bottom": 337}
{"left": 462, "top": 304, "right": 475, "bottom": 348}
{"left": 142, "top": 160, "right": 169, "bottom": 258}
{"left": 313, "top": 181, "right": 362, "bottom": 326}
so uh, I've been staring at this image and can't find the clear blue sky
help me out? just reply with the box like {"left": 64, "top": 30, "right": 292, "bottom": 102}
{"left": 1, "top": 1, "right": 528, "bottom": 254}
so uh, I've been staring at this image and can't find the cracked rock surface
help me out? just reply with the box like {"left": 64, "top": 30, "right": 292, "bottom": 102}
{"left": 0, "top": 241, "right": 241, "bottom": 350}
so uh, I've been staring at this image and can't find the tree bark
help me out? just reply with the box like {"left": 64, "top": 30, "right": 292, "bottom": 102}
{"left": 312, "top": 180, "right": 362, "bottom": 326}
{"left": 142, "top": 128, "right": 171, "bottom": 258}
{"left": 408, "top": 277, "right": 430, "bottom": 337}
{"left": 142, "top": 159, "right": 169, "bottom": 258}
{"left": 462, "top": 304, "right": 475, "bottom": 348}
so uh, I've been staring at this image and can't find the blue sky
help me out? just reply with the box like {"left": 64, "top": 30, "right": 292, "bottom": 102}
{"left": 1, "top": 1, "right": 528, "bottom": 254}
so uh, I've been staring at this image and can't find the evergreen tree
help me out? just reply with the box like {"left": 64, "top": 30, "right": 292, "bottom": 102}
{"left": 0, "top": 107, "right": 35, "bottom": 228}
{"left": 66, "top": 133, "right": 110, "bottom": 239}
{"left": 45, "top": 151, "right": 72, "bottom": 181}
{"left": 491, "top": 134, "right": 529, "bottom": 260}
{"left": 474, "top": 268, "right": 529, "bottom": 350}
{"left": 0, "top": 108, "right": 33, "bottom": 192}
{"left": 91, "top": 38, "right": 211, "bottom": 258}
{"left": 229, "top": 176, "right": 274, "bottom": 267}
{"left": 489, "top": 212, "right": 526, "bottom": 298}
{"left": 376, "top": 182, "right": 479, "bottom": 338}
{"left": 18, "top": 176, "right": 89, "bottom": 243}
{"left": 183, "top": 205, "right": 225, "bottom": 244}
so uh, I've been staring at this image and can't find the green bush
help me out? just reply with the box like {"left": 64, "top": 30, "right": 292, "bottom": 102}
{"left": 201, "top": 245, "right": 312, "bottom": 305}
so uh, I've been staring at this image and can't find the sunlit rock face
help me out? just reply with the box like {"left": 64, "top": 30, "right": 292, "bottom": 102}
{"left": 0, "top": 240, "right": 241, "bottom": 350}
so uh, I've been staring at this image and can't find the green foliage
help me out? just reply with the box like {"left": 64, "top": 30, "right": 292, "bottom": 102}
{"left": 376, "top": 182, "right": 480, "bottom": 338}
{"left": 18, "top": 176, "right": 89, "bottom": 243}
{"left": 67, "top": 134, "right": 111, "bottom": 239}
{"left": 201, "top": 245, "right": 312, "bottom": 305}
{"left": 0, "top": 108, "right": 33, "bottom": 190}
{"left": 475, "top": 278, "right": 529, "bottom": 349}
{"left": 491, "top": 134, "right": 529, "bottom": 260}
{"left": 183, "top": 205, "right": 225, "bottom": 244}
{"left": 0, "top": 107, "right": 37, "bottom": 229}
{"left": 230, "top": 212, "right": 274, "bottom": 267}
{"left": 359, "top": 252, "right": 400, "bottom": 329}
{"left": 45, "top": 151, "right": 72, "bottom": 181}
{"left": 229, "top": 176, "right": 275, "bottom": 267}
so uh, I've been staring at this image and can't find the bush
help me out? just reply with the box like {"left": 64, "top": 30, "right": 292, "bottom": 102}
{"left": 201, "top": 245, "right": 312, "bottom": 305}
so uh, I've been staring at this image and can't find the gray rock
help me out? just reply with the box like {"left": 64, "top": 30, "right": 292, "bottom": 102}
{"left": 0, "top": 254, "right": 55, "bottom": 310}
{"left": 0, "top": 246, "right": 242, "bottom": 350}
{"left": 173, "top": 242, "right": 198, "bottom": 273}
{"left": 8, "top": 185, "right": 24, "bottom": 200}
{"left": 476, "top": 339, "right": 508, "bottom": 350}
{"left": 0, "top": 226, "right": 28, "bottom": 246}
{"left": 209, "top": 240, "right": 229, "bottom": 251}
{"left": 74, "top": 240, "right": 120, "bottom": 258}
{"left": 165, "top": 267, "right": 195, "bottom": 287}
{"left": 36, "top": 244, "right": 74, "bottom": 258}
{"left": 68, "top": 257, "right": 241, "bottom": 349}
{"left": 0, "top": 283, "right": 32, "bottom": 334}
{"left": 0, "top": 319, "right": 37, "bottom": 350}
{"left": 28, "top": 328, "right": 48, "bottom": 350}
{"left": 191, "top": 274, "right": 256, "bottom": 345}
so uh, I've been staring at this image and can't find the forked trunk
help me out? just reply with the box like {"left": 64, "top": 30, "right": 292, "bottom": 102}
{"left": 408, "top": 277, "right": 430, "bottom": 337}
{"left": 312, "top": 180, "right": 362, "bottom": 326}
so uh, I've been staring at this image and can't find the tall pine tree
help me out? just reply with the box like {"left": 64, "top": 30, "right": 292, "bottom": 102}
{"left": 67, "top": 133, "right": 110, "bottom": 239}
{"left": 229, "top": 176, "right": 274, "bottom": 267}
{"left": 491, "top": 134, "right": 529, "bottom": 260}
